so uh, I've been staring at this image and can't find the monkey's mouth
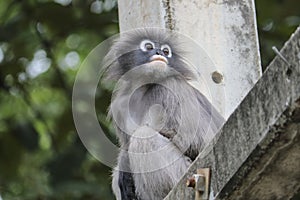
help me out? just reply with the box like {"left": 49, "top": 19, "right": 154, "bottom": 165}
{"left": 150, "top": 55, "right": 168, "bottom": 64}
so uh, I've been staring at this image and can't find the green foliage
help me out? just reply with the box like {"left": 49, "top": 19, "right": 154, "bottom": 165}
{"left": 256, "top": 0, "right": 300, "bottom": 68}
{"left": 0, "top": 0, "right": 117, "bottom": 199}
{"left": 0, "top": 0, "right": 298, "bottom": 199}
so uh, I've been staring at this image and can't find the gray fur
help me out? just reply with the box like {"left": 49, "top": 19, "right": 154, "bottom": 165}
{"left": 112, "top": 169, "right": 121, "bottom": 200}
{"left": 104, "top": 28, "right": 224, "bottom": 200}
{"left": 129, "top": 126, "right": 191, "bottom": 200}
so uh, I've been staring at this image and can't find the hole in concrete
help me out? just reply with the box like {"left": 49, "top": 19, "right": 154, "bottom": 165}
{"left": 286, "top": 68, "right": 292, "bottom": 77}
{"left": 211, "top": 71, "right": 223, "bottom": 84}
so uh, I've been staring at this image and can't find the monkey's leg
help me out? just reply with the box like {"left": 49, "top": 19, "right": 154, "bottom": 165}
{"left": 112, "top": 149, "right": 139, "bottom": 200}
{"left": 128, "top": 126, "right": 191, "bottom": 200}
{"left": 111, "top": 169, "right": 121, "bottom": 200}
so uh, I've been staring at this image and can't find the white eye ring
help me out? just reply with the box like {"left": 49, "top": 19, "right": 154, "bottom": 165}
{"left": 140, "top": 40, "right": 155, "bottom": 52}
{"left": 161, "top": 44, "right": 172, "bottom": 58}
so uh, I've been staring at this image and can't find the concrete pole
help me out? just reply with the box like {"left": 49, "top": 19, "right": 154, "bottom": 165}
{"left": 118, "top": 0, "right": 262, "bottom": 119}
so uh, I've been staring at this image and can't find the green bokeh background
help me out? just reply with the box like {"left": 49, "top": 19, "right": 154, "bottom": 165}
{"left": 0, "top": 0, "right": 299, "bottom": 199}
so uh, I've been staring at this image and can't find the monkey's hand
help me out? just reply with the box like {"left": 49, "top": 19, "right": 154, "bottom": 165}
{"left": 141, "top": 104, "right": 177, "bottom": 140}
{"left": 159, "top": 129, "right": 177, "bottom": 139}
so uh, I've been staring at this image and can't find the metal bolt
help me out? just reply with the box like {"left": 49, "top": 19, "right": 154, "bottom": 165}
{"left": 195, "top": 174, "right": 205, "bottom": 193}
{"left": 186, "top": 177, "right": 196, "bottom": 188}
{"left": 187, "top": 168, "right": 211, "bottom": 200}
{"left": 186, "top": 174, "right": 205, "bottom": 191}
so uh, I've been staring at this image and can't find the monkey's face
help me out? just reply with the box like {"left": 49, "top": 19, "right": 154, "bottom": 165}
{"left": 136, "top": 39, "right": 173, "bottom": 65}
{"left": 105, "top": 29, "right": 197, "bottom": 81}
{"left": 117, "top": 39, "right": 179, "bottom": 79}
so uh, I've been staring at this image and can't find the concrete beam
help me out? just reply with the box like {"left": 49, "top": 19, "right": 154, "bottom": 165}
{"left": 165, "top": 26, "right": 300, "bottom": 200}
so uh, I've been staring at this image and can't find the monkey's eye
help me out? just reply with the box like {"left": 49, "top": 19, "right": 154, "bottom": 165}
{"left": 140, "top": 40, "right": 155, "bottom": 52}
{"left": 162, "top": 48, "right": 169, "bottom": 56}
{"left": 161, "top": 44, "right": 172, "bottom": 58}
{"left": 145, "top": 43, "right": 154, "bottom": 50}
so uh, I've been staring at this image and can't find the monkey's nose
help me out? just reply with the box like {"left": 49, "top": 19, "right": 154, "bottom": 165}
{"left": 155, "top": 49, "right": 162, "bottom": 55}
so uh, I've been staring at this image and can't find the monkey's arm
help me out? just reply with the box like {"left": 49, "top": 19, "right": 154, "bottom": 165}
{"left": 171, "top": 88, "right": 225, "bottom": 160}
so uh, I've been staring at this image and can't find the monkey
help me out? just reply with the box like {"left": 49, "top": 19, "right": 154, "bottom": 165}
{"left": 103, "top": 28, "right": 224, "bottom": 200}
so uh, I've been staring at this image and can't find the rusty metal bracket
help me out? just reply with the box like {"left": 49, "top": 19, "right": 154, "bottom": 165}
{"left": 186, "top": 168, "right": 211, "bottom": 200}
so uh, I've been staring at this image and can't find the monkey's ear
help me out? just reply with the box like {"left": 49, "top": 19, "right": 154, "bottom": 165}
{"left": 101, "top": 38, "right": 124, "bottom": 83}
{"left": 101, "top": 59, "right": 122, "bottom": 82}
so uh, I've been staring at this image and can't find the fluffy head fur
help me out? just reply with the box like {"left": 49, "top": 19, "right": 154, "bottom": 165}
{"left": 104, "top": 28, "right": 197, "bottom": 82}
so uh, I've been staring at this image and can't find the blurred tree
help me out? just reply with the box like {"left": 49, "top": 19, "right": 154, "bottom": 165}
{"left": 256, "top": 0, "right": 300, "bottom": 68}
{"left": 0, "top": 0, "right": 298, "bottom": 199}
{"left": 0, "top": 0, "right": 118, "bottom": 199}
